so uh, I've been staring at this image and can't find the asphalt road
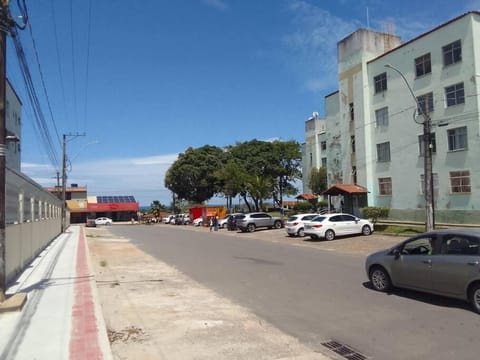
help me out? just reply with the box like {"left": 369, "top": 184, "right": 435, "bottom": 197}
{"left": 107, "top": 224, "right": 480, "bottom": 360}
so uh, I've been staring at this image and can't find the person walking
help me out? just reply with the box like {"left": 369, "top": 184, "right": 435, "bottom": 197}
{"left": 213, "top": 215, "right": 219, "bottom": 231}
{"left": 209, "top": 216, "right": 214, "bottom": 231}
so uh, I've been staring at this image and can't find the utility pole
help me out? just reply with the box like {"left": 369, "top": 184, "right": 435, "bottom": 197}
{"left": 0, "top": 0, "right": 8, "bottom": 303}
{"left": 423, "top": 106, "right": 434, "bottom": 232}
{"left": 61, "top": 132, "right": 85, "bottom": 232}
{"left": 385, "top": 64, "right": 435, "bottom": 232}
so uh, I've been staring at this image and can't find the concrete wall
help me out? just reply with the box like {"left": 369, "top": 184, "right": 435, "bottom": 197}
{"left": 4, "top": 168, "right": 63, "bottom": 284}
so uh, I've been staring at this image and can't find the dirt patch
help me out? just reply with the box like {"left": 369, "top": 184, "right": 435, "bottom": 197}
{"left": 87, "top": 226, "right": 329, "bottom": 360}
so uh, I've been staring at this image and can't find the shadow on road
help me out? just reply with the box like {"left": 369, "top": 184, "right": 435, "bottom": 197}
{"left": 361, "top": 281, "right": 472, "bottom": 313}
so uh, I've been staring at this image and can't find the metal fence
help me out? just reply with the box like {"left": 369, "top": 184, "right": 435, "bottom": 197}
{"left": 5, "top": 167, "right": 64, "bottom": 284}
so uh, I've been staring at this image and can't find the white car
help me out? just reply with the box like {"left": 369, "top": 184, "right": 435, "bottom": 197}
{"left": 304, "top": 213, "right": 373, "bottom": 241}
{"left": 285, "top": 213, "right": 318, "bottom": 237}
{"left": 95, "top": 217, "right": 113, "bottom": 225}
{"left": 193, "top": 217, "right": 203, "bottom": 226}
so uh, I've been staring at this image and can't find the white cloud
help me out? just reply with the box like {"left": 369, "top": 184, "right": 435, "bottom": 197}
{"left": 201, "top": 0, "right": 228, "bottom": 11}
{"left": 283, "top": 0, "right": 360, "bottom": 94}
{"left": 22, "top": 153, "right": 179, "bottom": 206}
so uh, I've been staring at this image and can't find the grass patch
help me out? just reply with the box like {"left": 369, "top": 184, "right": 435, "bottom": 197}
{"left": 374, "top": 224, "right": 425, "bottom": 236}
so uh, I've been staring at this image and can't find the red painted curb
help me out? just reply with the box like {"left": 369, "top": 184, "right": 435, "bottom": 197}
{"left": 69, "top": 227, "right": 103, "bottom": 360}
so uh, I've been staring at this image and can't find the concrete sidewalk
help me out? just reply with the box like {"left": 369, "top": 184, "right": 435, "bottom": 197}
{"left": 0, "top": 225, "right": 112, "bottom": 360}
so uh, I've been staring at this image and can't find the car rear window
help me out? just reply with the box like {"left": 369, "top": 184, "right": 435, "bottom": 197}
{"left": 287, "top": 216, "right": 299, "bottom": 222}
{"left": 311, "top": 216, "right": 326, "bottom": 222}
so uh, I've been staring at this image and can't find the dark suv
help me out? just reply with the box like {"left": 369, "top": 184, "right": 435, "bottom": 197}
{"left": 227, "top": 214, "right": 245, "bottom": 231}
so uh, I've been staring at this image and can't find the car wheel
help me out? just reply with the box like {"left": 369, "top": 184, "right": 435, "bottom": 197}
{"left": 469, "top": 283, "right": 480, "bottom": 314}
{"left": 369, "top": 266, "right": 392, "bottom": 292}
{"left": 274, "top": 221, "right": 282, "bottom": 229}
{"left": 324, "top": 229, "right": 335, "bottom": 241}
{"left": 247, "top": 223, "right": 256, "bottom": 232}
{"left": 297, "top": 228, "right": 305, "bottom": 237}
{"left": 362, "top": 225, "right": 372, "bottom": 236}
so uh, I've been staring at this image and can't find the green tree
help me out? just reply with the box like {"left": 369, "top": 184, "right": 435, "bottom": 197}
{"left": 270, "top": 140, "right": 302, "bottom": 207}
{"left": 227, "top": 140, "right": 275, "bottom": 211}
{"left": 309, "top": 167, "right": 328, "bottom": 195}
{"left": 164, "top": 145, "right": 225, "bottom": 203}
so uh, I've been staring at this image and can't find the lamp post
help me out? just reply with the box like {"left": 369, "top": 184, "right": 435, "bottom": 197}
{"left": 385, "top": 64, "right": 434, "bottom": 231}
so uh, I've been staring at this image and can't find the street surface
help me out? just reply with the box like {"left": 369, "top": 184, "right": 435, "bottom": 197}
{"left": 99, "top": 224, "right": 480, "bottom": 360}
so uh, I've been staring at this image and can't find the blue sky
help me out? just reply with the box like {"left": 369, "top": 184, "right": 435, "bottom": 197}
{"left": 7, "top": 0, "right": 480, "bottom": 206}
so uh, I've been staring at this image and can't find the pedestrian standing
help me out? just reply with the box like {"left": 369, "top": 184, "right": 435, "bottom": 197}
{"left": 213, "top": 215, "right": 219, "bottom": 231}
{"left": 209, "top": 217, "right": 213, "bottom": 231}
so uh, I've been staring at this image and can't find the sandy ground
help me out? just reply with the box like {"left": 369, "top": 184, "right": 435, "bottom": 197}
{"left": 86, "top": 225, "right": 340, "bottom": 360}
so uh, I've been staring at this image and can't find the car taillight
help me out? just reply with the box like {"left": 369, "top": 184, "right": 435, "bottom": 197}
{"left": 293, "top": 222, "right": 299, "bottom": 226}
{"left": 313, "top": 224, "right": 323, "bottom": 228}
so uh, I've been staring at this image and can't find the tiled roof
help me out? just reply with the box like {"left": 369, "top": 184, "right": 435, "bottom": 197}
{"left": 322, "top": 184, "right": 369, "bottom": 195}
{"left": 295, "top": 193, "right": 319, "bottom": 200}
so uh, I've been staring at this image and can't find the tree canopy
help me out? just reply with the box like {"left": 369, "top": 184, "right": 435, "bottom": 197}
{"left": 164, "top": 140, "right": 302, "bottom": 210}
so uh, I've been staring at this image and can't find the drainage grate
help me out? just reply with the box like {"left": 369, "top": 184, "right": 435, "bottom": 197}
{"left": 321, "top": 340, "right": 369, "bottom": 360}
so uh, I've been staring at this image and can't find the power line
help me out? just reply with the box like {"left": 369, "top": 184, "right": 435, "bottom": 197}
{"left": 50, "top": 0, "right": 67, "bottom": 121}
{"left": 83, "top": 0, "right": 92, "bottom": 129}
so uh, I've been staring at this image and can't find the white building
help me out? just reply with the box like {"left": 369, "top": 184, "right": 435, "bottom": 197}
{"left": 304, "top": 11, "right": 480, "bottom": 223}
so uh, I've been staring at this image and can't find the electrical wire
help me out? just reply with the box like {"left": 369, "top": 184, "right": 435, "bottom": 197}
{"left": 69, "top": 0, "right": 78, "bottom": 129}
{"left": 83, "top": 0, "right": 92, "bottom": 129}
{"left": 11, "top": 29, "right": 60, "bottom": 170}
{"left": 27, "top": 18, "right": 61, "bottom": 146}
{"left": 50, "top": 0, "right": 67, "bottom": 122}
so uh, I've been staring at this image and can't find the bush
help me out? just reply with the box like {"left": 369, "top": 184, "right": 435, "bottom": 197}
{"left": 293, "top": 201, "right": 313, "bottom": 213}
{"left": 361, "top": 207, "right": 390, "bottom": 225}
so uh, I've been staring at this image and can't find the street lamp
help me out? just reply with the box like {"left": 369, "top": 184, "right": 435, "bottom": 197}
{"left": 385, "top": 64, "right": 434, "bottom": 231}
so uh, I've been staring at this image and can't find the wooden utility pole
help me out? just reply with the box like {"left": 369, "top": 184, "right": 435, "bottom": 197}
{"left": 0, "top": 0, "right": 10, "bottom": 303}
{"left": 61, "top": 133, "right": 85, "bottom": 232}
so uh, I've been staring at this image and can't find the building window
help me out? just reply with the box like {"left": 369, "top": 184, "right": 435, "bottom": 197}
{"left": 445, "top": 83, "right": 465, "bottom": 107}
{"left": 420, "top": 173, "right": 439, "bottom": 195}
{"left": 417, "top": 92, "right": 434, "bottom": 114}
{"left": 351, "top": 135, "right": 356, "bottom": 153}
{"left": 376, "top": 142, "right": 391, "bottom": 162}
{"left": 352, "top": 166, "right": 357, "bottom": 184}
{"left": 349, "top": 102, "right": 354, "bottom": 121}
{"left": 443, "top": 40, "right": 461, "bottom": 66}
{"left": 415, "top": 53, "right": 431, "bottom": 77}
{"left": 321, "top": 141, "right": 327, "bottom": 151}
{"left": 378, "top": 177, "right": 392, "bottom": 195}
{"left": 447, "top": 126, "right": 467, "bottom": 151}
{"left": 449, "top": 170, "right": 471, "bottom": 193}
{"left": 374, "top": 73, "right": 387, "bottom": 93}
{"left": 375, "top": 107, "right": 389, "bottom": 127}
{"left": 309, "top": 153, "right": 312, "bottom": 166}
{"left": 418, "top": 132, "right": 436, "bottom": 156}
{"left": 321, "top": 157, "right": 327, "bottom": 168}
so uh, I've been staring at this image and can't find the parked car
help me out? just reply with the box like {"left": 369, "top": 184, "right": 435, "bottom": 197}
{"left": 227, "top": 214, "right": 245, "bottom": 231}
{"left": 172, "top": 213, "right": 190, "bottom": 225}
{"left": 365, "top": 228, "right": 480, "bottom": 314}
{"left": 163, "top": 215, "right": 175, "bottom": 224}
{"left": 193, "top": 217, "right": 203, "bottom": 226}
{"left": 285, "top": 213, "right": 319, "bottom": 237}
{"left": 236, "top": 212, "right": 283, "bottom": 233}
{"left": 95, "top": 217, "right": 112, "bottom": 225}
{"left": 219, "top": 213, "right": 243, "bottom": 229}
{"left": 303, "top": 213, "right": 373, "bottom": 240}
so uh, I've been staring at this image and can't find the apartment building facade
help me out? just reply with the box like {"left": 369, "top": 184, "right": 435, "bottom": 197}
{"left": 303, "top": 12, "right": 480, "bottom": 223}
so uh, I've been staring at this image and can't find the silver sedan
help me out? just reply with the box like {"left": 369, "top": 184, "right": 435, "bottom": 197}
{"left": 365, "top": 228, "right": 480, "bottom": 313}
